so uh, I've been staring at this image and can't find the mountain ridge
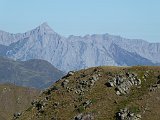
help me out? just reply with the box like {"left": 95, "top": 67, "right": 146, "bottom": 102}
{"left": 0, "top": 23, "right": 159, "bottom": 72}
{"left": 0, "top": 56, "right": 64, "bottom": 89}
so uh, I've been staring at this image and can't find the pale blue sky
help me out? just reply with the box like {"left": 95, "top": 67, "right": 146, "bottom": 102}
{"left": 0, "top": 0, "right": 159, "bottom": 42}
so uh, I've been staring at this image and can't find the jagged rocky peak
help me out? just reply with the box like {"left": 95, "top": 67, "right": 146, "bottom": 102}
{"left": 31, "top": 22, "right": 56, "bottom": 35}
{"left": 0, "top": 22, "right": 57, "bottom": 45}
{"left": 0, "top": 23, "right": 160, "bottom": 72}
{"left": 0, "top": 30, "right": 21, "bottom": 46}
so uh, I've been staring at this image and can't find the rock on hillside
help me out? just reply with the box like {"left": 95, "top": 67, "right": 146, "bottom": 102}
{"left": 0, "top": 23, "right": 160, "bottom": 72}
{"left": 14, "top": 66, "right": 160, "bottom": 120}
{"left": 0, "top": 57, "right": 64, "bottom": 89}
{"left": 0, "top": 83, "right": 39, "bottom": 120}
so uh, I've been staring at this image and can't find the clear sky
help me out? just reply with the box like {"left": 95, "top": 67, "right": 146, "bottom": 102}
{"left": 0, "top": 0, "right": 159, "bottom": 42}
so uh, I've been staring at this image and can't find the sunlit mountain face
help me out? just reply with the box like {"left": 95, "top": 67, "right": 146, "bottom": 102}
{"left": 0, "top": 23, "right": 159, "bottom": 72}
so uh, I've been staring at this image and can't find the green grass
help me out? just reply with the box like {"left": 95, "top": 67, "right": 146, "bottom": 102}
{"left": 15, "top": 66, "right": 160, "bottom": 120}
{"left": 129, "top": 105, "right": 140, "bottom": 114}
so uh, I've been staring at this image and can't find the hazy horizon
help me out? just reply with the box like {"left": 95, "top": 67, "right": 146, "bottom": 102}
{"left": 0, "top": 0, "right": 160, "bottom": 42}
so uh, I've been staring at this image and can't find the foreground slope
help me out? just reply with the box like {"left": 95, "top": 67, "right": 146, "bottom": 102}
{"left": 0, "top": 57, "right": 64, "bottom": 89}
{"left": 14, "top": 66, "right": 160, "bottom": 120}
{"left": 0, "top": 83, "right": 39, "bottom": 120}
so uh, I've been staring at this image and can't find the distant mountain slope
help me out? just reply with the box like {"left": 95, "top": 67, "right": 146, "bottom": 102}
{"left": 0, "top": 83, "right": 39, "bottom": 120}
{"left": 14, "top": 66, "right": 160, "bottom": 120}
{"left": 109, "top": 43, "right": 155, "bottom": 66}
{"left": 0, "top": 23, "right": 159, "bottom": 72}
{"left": 0, "top": 44, "right": 10, "bottom": 56}
{"left": 0, "top": 57, "right": 64, "bottom": 89}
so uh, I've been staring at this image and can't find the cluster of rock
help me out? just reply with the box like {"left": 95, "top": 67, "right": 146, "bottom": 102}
{"left": 148, "top": 74, "right": 160, "bottom": 92}
{"left": 31, "top": 98, "right": 50, "bottom": 114}
{"left": 2, "top": 87, "right": 11, "bottom": 93}
{"left": 107, "top": 72, "right": 141, "bottom": 95}
{"left": 76, "top": 100, "right": 93, "bottom": 113}
{"left": 74, "top": 74, "right": 100, "bottom": 95}
{"left": 61, "top": 71, "right": 75, "bottom": 90}
{"left": 149, "top": 82, "right": 160, "bottom": 93}
{"left": 82, "top": 100, "right": 92, "bottom": 108}
{"left": 62, "top": 71, "right": 75, "bottom": 79}
{"left": 116, "top": 108, "right": 141, "bottom": 120}
{"left": 13, "top": 112, "right": 21, "bottom": 119}
{"left": 61, "top": 79, "right": 70, "bottom": 88}
{"left": 41, "top": 71, "right": 75, "bottom": 95}
{"left": 61, "top": 71, "right": 75, "bottom": 93}
{"left": 61, "top": 69, "right": 101, "bottom": 95}
{"left": 74, "top": 113, "right": 94, "bottom": 120}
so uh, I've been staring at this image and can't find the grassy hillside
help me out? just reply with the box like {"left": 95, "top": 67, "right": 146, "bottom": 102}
{"left": 14, "top": 66, "right": 160, "bottom": 120}
{"left": 0, "top": 57, "right": 64, "bottom": 89}
{"left": 0, "top": 83, "right": 39, "bottom": 120}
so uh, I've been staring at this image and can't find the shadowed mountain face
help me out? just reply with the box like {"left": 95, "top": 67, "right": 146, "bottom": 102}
{"left": 0, "top": 57, "right": 64, "bottom": 89}
{"left": 109, "top": 43, "right": 155, "bottom": 66}
{"left": 14, "top": 66, "right": 160, "bottom": 120}
{"left": 0, "top": 44, "right": 10, "bottom": 56}
{"left": 0, "top": 23, "right": 160, "bottom": 72}
{"left": 0, "top": 83, "right": 39, "bottom": 120}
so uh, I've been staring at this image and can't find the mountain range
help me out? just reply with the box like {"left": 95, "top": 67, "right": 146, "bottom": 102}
{"left": 0, "top": 23, "right": 159, "bottom": 72}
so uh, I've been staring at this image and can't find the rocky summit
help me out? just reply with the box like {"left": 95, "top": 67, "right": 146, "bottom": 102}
{"left": 0, "top": 23, "right": 160, "bottom": 72}
{"left": 13, "top": 66, "right": 160, "bottom": 120}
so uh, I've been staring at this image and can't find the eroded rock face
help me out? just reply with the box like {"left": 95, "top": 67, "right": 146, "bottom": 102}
{"left": 107, "top": 72, "right": 141, "bottom": 95}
